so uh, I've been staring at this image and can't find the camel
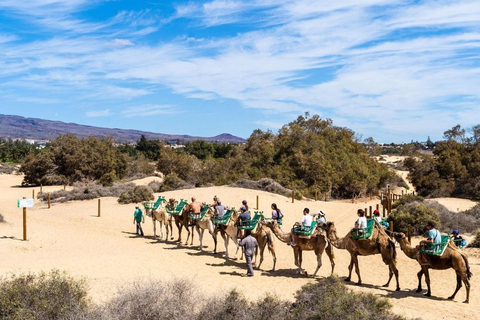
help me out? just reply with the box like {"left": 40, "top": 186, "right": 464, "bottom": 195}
{"left": 393, "top": 232, "right": 472, "bottom": 303}
{"left": 322, "top": 221, "right": 400, "bottom": 290}
{"left": 144, "top": 201, "right": 174, "bottom": 240}
{"left": 166, "top": 198, "right": 192, "bottom": 245}
{"left": 213, "top": 209, "right": 240, "bottom": 259}
{"left": 261, "top": 219, "right": 334, "bottom": 276}
{"left": 188, "top": 206, "right": 218, "bottom": 252}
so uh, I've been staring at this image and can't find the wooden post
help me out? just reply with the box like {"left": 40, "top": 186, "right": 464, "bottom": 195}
{"left": 389, "top": 221, "right": 394, "bottom": 238}
{"left": 22, "top": 197, "right": 27, "bottom": 241}
{"left": 352, "top": 194, "right": 354, "bottom": 203}
{"left": 292, "top": 190, "right": 295, "bottom": 203}
{"left": 32, "top": 189, "right": 35, "bottom": 199}
{"left": 407, "top": 225, "right": 412, "bottom": 243}
{"left": 315, "top": 190, "right": 318, "bottom": 201}
{"left": 364, "top": 208, "right": 368, "bottom": 217}
{"left": 64, "top": 184, "right": 66, "bottom": 190}
{"left": 382, "top": 206, "right": 386, "bottom": 217}
{"left": 48, "top": 193, "right": 51, "bottom": 209}
{"left": 369, "top": 206, "right": 372, "bottom": 218}
{"left": 376, "top": 203, "right": 379, "bottom": 211}
{"left": 256, "top": 195, "right": 259, "bottom": 210}
{"left": 98, "top": 198, "right": 101, "bottom": 217}
{"left": 401, "top": 190, "right": 404, "bottom": 197}
{"left": 40, "top": 184, "right": 43, "bottom": 193}
{"left": 324, "top": 193, "right": 327, "bottom": 202}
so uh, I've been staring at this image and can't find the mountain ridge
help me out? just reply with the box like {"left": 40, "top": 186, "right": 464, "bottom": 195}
{"left": 0, "top": 114, "right": 246, "bottom": 143}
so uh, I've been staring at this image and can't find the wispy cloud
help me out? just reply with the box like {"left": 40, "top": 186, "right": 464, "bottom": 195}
{"left": 86, "top": 109, "right": 110, "bottom": 117}
{"left": 121, "top": 105, "right": 179, "bottom": 117}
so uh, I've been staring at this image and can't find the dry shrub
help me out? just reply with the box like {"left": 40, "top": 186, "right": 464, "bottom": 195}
{"left": 96, "top": 278, "right": 202, "bottom": 320}
{"left": 390, "top": 202, "right": 441, "bottom": 236}
{"left": 426, "top": 201, "right": 480, "bottom": 234}
{"left": 0, "top": 270, "right": 90, "bottom": 320}
{"left": 230, "top": 178, "right": 292, "bottom": 197}
{"left": 38, "top": 183, "right": 136, "bottom": 203}
{"left": 467, "top": 229, "right": 480, "bottom": 248}
{"left": 0, "top": 163, "right": 18, "bottom": 174}
{"left": 291, "top": 276, "right": 404, "bottom": 320}
{"left": 160, "top": 173, "right": 193, "bottom": 191}
{"left": 118, "top": 185, "right": 154, "bottom": 204}
{"left": 148, "top": 180, "right": 163, "bottom": 192}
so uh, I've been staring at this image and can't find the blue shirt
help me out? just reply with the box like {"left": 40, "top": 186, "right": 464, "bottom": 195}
{"left": 134, "top": 208, "right": 143, "bottom": 223}
{"left": 428, "top": 228, "right": 441, "bottom": 244}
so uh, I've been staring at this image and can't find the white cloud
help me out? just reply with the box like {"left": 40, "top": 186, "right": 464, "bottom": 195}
{"left": 121, "top": 105, "right": 179, "bottom": 117}
{"left": 86, "top": 109, "right": 110, "bottom": 117}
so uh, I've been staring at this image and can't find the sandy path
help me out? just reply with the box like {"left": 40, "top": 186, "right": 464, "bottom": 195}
{"left": 1, "top": 174, "right": 478, "bottom": 320}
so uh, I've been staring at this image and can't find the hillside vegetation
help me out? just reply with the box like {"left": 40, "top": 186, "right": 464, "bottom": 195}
{"left": 18, "top": 114, "right": 398, "bottom": 200}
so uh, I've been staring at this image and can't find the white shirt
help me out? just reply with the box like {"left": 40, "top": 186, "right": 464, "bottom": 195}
{"left": 317, "top": 216, "right": 326, "bottom": 224}
{"left": 301, "top": 214, "right": 313, "bottom": 226}
{"left": 355, "top": 216, "right": 367, "bottom": 229}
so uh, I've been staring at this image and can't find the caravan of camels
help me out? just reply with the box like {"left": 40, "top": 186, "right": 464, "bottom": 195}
{"left": 142, "top": 194, "right": 472, "bottom": 304}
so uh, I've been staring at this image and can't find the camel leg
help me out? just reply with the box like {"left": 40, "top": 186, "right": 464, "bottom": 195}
{"left": 256, "top": 242, "right": 266, "bottom": 270}
{"left": 293, "top": 247, "right": 300, "bottom": 273}
{"left": 448, "top": 273, "right": 462, "bottom": 301}
{"left": 423, "top": 267, "right": 431, "bottom": 297}
{"left": 415, "top": 269, "right": 424, "bottom": 292}
{"left": 266, "top": 234, "right": 276, "bottom": 272}
{"left": 196, "top": 226, "right": 203, "bottom": 250}
{"left": 463, "top": 274, "right": 470, "bottom": 303}
{"left": 312, "top": 247, "right": 323, "bottom": 278}
{"left": 325, "top": 242, "right": 335, "bottom": 275}
{"left": 345, "top": 255, "right": 355, "bottom": 282}
{"left": 175, "top": 221, "right": 182, "bottom": 243}
{"left": 353, "top": 255, "right": 361, "bottom": 285}
{"left": 221, "top": 232, "right": 229, "bottom": 258}
{"left": 209, "top": 223, "right": 218, "bottom": 254}
{"left": 187, "top": 225, "right": 194, "bottom": 246}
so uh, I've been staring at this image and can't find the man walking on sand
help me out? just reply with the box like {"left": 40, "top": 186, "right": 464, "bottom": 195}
{"left": 238, "top": 229, "right": 258, "bottom": 277}
{"left": 133, "top": 205, "right": 144, "bottom": 236}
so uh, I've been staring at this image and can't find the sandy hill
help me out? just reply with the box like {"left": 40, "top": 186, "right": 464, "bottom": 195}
{"left": 0, "top": 174, "right": 478, "bottom": 320}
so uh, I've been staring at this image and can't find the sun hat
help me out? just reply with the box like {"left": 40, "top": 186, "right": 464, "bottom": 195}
{"left": 319, "top": 210, "right": 325, "bottom": 216}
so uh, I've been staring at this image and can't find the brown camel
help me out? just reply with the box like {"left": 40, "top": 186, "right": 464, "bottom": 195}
{"left": 238, "top": 222, "right": 277, "bottom": 272}
{"left": 323, "top": 221, "right": 400, "bottom": 290}
{"left": 393, "top": 232, "right": 472, "bottom": 303}
{"left": 144, "top": 202, "right": 173, "bottom": 240}
{"left": 213, "top": 210, "right": 240, "bottom": 259}
{"left": 261, "top": 219, "right": 334, "bottom": 277}
{"left": 166, "top": 198, "right": 192, "bottom": 245}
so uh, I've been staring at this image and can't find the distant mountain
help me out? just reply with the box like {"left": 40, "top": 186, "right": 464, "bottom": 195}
{"left": 0, "top": 114, "right": 246, "bottom": 143}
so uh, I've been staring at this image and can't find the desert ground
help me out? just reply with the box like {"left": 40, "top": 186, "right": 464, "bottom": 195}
{"left": 1, "top": 173, "right": 479, "bottom": 320}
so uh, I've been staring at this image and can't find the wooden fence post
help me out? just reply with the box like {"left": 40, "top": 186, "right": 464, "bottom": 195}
{"left": 40, "top": 184, "right": 43, "bottom": 193}
{"left": 324, "top": 193, "right": 327, "bottom": 202}
{"left": 48, "top": 193, "right": 51, "bottom": 209}
{"left": 292, "top": 190, "right": 295, "bottom": 203}
{"left": 22, "top": 197, "right": 27, "bottom": 241}
{"left": 32, "top": 189, "right": 35, "bottom": 199}
{"left": 256, "top": 195, "right": 259, "bottom": 210}
{"left": 98, "top": 198, "right": 101, "bottom": 217}
{"left": 389, "top": 221, "right": 394, "bottom": 238}
{"left": 315, "top": 190, "right": 318, "bottom": 201}
{"left": 369, "top": 206, "right": 372, "bottom": 218}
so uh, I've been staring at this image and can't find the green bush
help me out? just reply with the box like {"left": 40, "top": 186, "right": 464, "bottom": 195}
{"left": 389, "top": 202, "right": 441, "bottom": 236}
{"left": 0, "top": 270, "right": 90, "bottom": 320}
{"left": 160, "top": 173, "right": 193, "bottom": 191}
{"left": 118, "top": 185, "right": 154, "bottom": 204}
{"left": 290, "top": 276, "right": 403, "bottom": 320}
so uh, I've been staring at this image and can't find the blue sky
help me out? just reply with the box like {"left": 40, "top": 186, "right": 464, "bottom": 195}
{"left": 1, "top": 0, "right": 479, "bottom": 143}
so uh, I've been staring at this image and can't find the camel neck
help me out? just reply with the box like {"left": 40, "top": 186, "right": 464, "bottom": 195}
{"left": 398, "top": 239, "right": 418, "bottom": 259}
{"left": 326, "top": 228, "right": 346, "bottom": 249}
{"left": 269, "top": 223, "right": 291, "bottom": 243}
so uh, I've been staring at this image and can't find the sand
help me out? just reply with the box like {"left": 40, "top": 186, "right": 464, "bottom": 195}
{"left": 1, "top": 173, "right": 479, "bottom": 320}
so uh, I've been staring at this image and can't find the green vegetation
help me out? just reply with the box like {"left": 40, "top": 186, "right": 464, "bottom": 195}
{"left": 405, "top": 124, "right": 480, "bottom": 200}
{"left": 18, "top": 114, "right": 398, "bottom": 201}
{"left": 0, "top": 138, "right": 38, "bottom": 163}
{"left": 117, "top": 185, "right": 154, "bottom": 204}
{"left": 0, "top": 270, "right": 90, "bottom": 320}
{"left": 1, "top": 272, "right": 404, "bottom": 320}
{"left": 468, "top": 229, "right": 480, "bottom": 248}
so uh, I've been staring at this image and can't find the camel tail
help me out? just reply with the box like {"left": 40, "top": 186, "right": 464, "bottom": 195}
{"left": 461, "top": 252, "right": 473, "bottom": 280}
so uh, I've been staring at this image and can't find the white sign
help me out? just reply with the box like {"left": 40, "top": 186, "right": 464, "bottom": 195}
{"left": 18, "top": 198, "right": 35, "bottom": 208}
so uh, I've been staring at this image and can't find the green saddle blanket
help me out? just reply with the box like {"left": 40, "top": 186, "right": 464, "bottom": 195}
{"left": 212, "top": 208, "right": 235, "bottom": 225}
{"left": 189, "top": 205, "right": 210, "bottom": 221}
{"left": 238, "top": 211, "right": 264, "bottom": 230}
{"left": 351, "top": 219, "right": 375, "bottom": 240}
{"left": 143, "top": 196, "right": 166, "bottom": 210}
{"left": 292, "top": 220, "right": 318, "bottom": 236}
{"left": 419, "top": 235, "right": 450, "bottom": 256}
{"left": 166, "top": 199, "right": 188, "bottom": 215}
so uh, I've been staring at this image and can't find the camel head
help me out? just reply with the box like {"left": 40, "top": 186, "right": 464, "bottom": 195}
{"left": 168, "top": 198, "right": 175, "bottom": 207}
{"left": 260, "top": 218, "right": 277, "bottom": 229}
{"left": 393, "top": 232, "right": 409, "bottom": 244}
{"left": 322, "top": 221, "right": 338, "bottom": 241}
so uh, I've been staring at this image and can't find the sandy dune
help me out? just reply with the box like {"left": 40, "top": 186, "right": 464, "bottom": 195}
{"left": 1, "top": 174, "right": 478, "bottom": 320}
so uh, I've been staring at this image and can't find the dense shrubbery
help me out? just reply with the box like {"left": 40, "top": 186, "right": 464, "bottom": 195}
{"left": 426, "top": 201, "right": 480, "bottom": 234}
{"left": 0, "top": 270, "right": 90, "bottom": 320}
{"left": 117, "top": 185, "right": 154, "bottom": 204}
{"left": 38, "top": 183, "right": 136, "bottom": 202}
{"left": 405, "top": 124, "right": 480, "bottom": 200}
{"left": 1, "top": 273, "right": 404, "bottom": 320}
{"left": 230, "top": 178, "right": 293, "bottom": 197}
{"left": 390, "top": 201, "right": 441, "bottom": 236}
{"left": 0, "top": 138, "right": 38, "bottom": 163}
{"left": 20, "top": 134, "right": 127, "bottom": 186}
{"left": 0, "top": 163, "right": 19, "bottom": 174}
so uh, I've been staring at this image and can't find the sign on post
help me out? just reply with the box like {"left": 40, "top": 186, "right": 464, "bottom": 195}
{"left": 18, "top": 198, "right": 35, "bottom": 208}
